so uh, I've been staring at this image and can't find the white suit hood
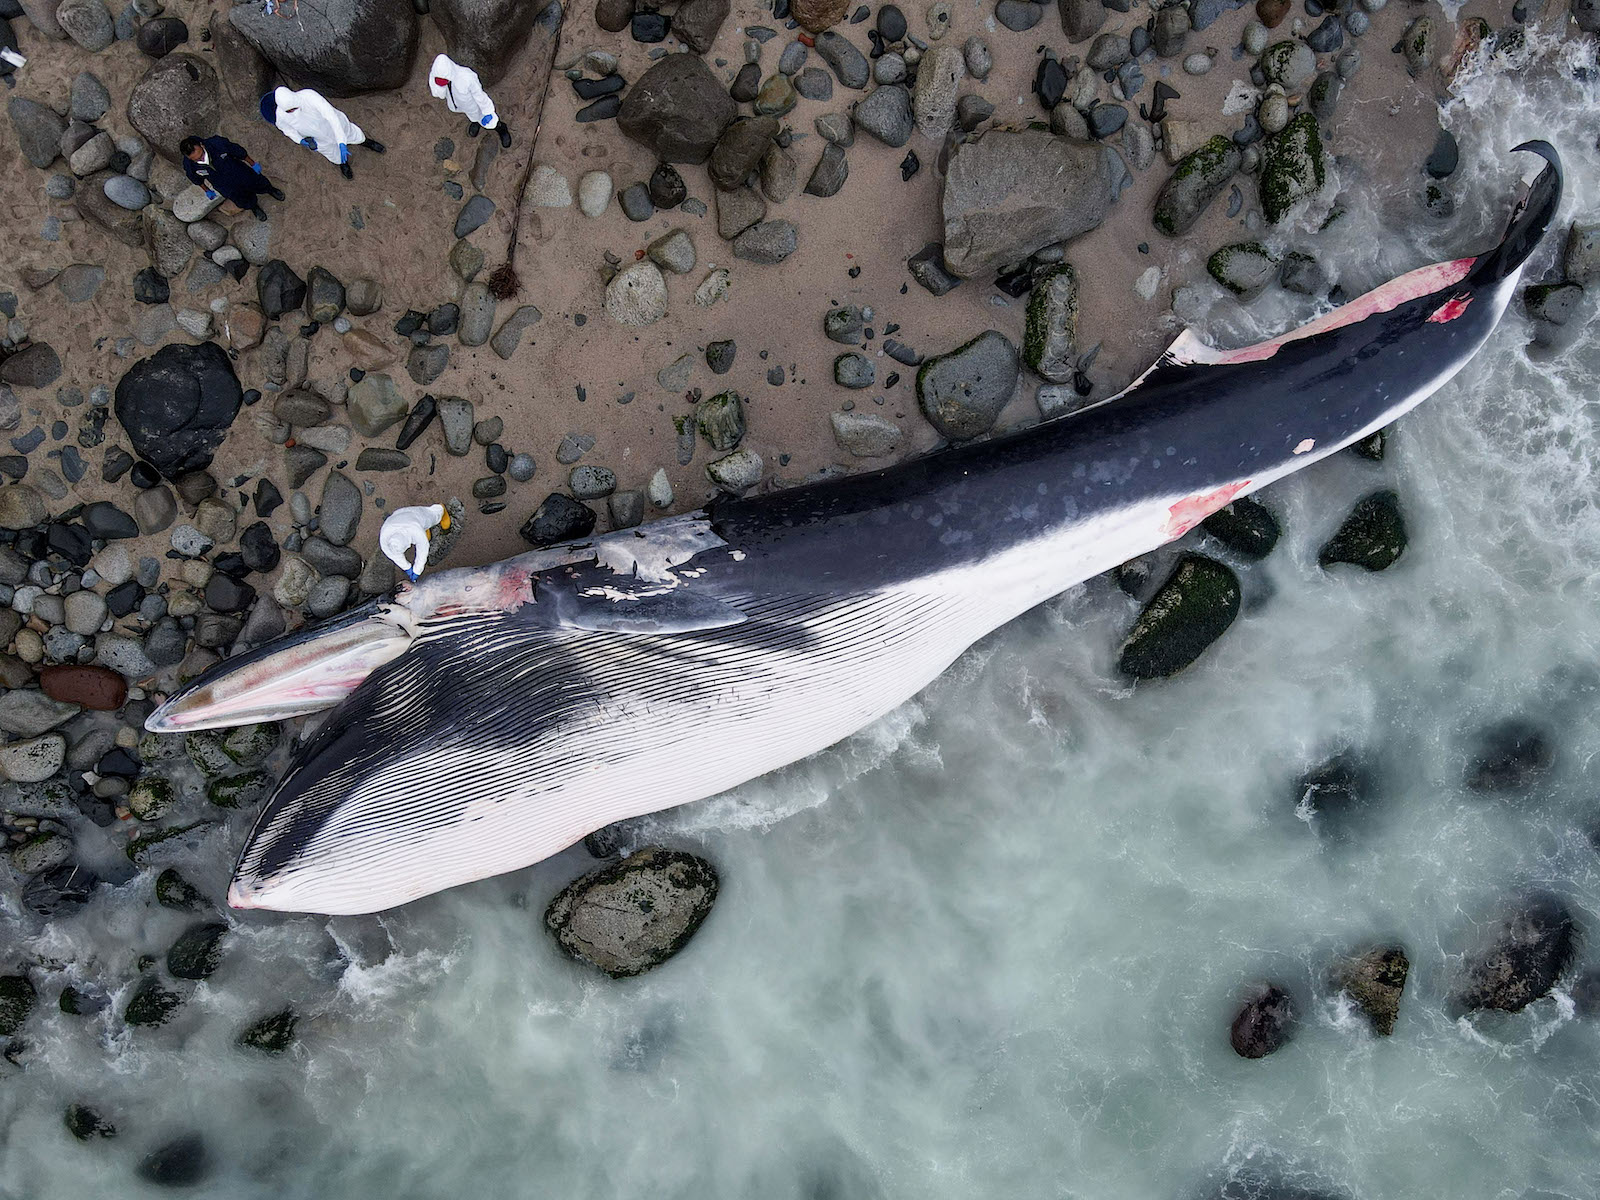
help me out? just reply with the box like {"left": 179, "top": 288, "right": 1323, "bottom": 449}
{"left": 428, "top": 53, "right": 498, "bottom": 127}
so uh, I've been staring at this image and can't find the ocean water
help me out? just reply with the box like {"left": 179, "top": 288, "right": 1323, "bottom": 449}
{"left": 5, "top": 32, "right": 1600, "bottom": 1200}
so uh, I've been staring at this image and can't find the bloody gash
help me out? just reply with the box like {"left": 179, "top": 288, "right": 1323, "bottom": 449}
{"left": 147, "top": 144, "right": 1562, "bottom": 915}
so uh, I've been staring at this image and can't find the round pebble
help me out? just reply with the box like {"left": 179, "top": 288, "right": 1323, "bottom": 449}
{"left": 1182, "top": 52, "right": 1213, "bottom": 75}
{"left": 508, "top": 453, "right": 536, "bottom": 482}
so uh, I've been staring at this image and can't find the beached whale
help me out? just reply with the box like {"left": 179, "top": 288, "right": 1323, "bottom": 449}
{"left": 148, "top": 143, "right": 1562, "bottom": 915}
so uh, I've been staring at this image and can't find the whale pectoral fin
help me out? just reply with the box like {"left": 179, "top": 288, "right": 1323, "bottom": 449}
{"left": 543, "top": 581, "right": 748, "bottom": 635}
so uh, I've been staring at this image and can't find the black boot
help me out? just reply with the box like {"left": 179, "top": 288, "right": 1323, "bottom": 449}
{"left": 467, "top": 120, "right": 481, "bottom": 138}
{"left": 339, "top": 161, "right": 353, "bottom": 180}
{"left": 251, "top": 203, "right": 269, "bottom": 222}
{"left": 267, "top": 185, "right": 286, "bottom": 201}
{"left": 497, "top": 123, "right": 511, "bottom": 149}
{"left": 362, "top": 138, "right": 386, "bottom": 154}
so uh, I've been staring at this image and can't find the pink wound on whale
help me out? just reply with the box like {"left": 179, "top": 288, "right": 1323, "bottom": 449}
{"left": 1164, "top": 481, "right": 1251, "bottom": 538}
{"left": 1427, "top": 294, "right": 1473, "bottom": 323}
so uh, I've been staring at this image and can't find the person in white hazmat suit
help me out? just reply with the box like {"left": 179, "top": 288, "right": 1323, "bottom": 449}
{"left": 379, "top": 504, "right": 452, "bottom": 582}
{"left": 428, "top": 53, "right": 512, "bottom": 149}
{"left": 259, "top": 86, "right": 387, "bottom": 181}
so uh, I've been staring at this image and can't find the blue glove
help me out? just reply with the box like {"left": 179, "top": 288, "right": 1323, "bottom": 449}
{"left": 251, "top": 161, "right": 262, "bottom": 173}
{"left": 300, "top": 136, "right": 317, "bottom": 150}
{"left": 338, "top": 143, "right": 349, "bottom": 163}
{"left": 204, "top": 188, "right": 217, "bottom": 200}
{"left": 481, "top": 115, "right": 494, "bottom": 126}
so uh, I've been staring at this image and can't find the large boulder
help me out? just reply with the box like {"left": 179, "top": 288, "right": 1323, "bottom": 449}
{"left": 113, "top": 342, "right": 244, "bottom": 481}
{"left": 126, "top": 55, "right": 220, "bottom": 165}
{"left": 941, "top": 129, "right": 1109, "bottom": 278}
{"left": 916, "top": 330, "right": 1019, "bottom": 440}
{"left": 1117, "top": 553, "right": 1241, "bottom": 679}
{"left": 429, "top": 0, "right": 559, "bottom": 86}
{"left": 73, "top": 168, "right": 144, "bottom": 246}
{"left": 617, "top": 53, "right": 736, "bottom": 164}
{"left": 230, "top": 0, "right": 418, "bottom": 97}
{"left": 545, "top": 848, "right": 719, "bottom": 977}
{"left": 209, "top": 9, "right": 275, "bottom": 113}
{"left": 1451, "top": 894, "right": 1577, "bottom": 1014}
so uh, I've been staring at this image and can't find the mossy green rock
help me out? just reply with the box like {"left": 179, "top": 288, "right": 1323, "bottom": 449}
{"left": 546, "top": 847, "right": 720, "bottom": 978}
{"left": 1260, "top": 40, "right": 1315, "bottom": 88}
{"left": 127, "top": 775, "right": 174, "bottom": 820}
{"left": 1117, "top": 554, "right": 1242, "bottom": 679}
{"left": 0, "top": 974, "right": 36, "bottom": 1035}
{"left": 11, "top": 830, "right": 71, "bottom": 874}
{"left": 1207, "top": 242, "right": 1279, "bottom": 299}
{"left": 1022, "top": 264, "right": 1080, "bottom": 383}
{"left": 166, "top": 922, "right": 228, "bottom": 980}
{"left": 1201, "top": 497, "right": 1281, "bottom": 559}
{"left": 916, "top": 330, "right": 1020, "bottom": 441}
{"left": 1258, "top": 112, "right": 1327, "bottom": 224}
{"left": 695, "top": 391, "right": 746, "bottom": 452}
{"left": 1331, "top": 944, "right": 1410, "bottom": 1036}
{"left": 1153, "top": 135, "right": 1242, "bottom": 237}
{"left": 1319, "top": 490, "right": 1406, "bottom": 571}
{"left": 222, "top": 722, "right": 280, "bottom": 767}
{"left": 238, "top": 1009, "right": 297, "bottom": 1053}
{"left": 124, "top": 976, "right": 182, "bottom": 1026}
{"left": 126, "top": 821, "right": 204, "bottom": 863}
{"left": 155, "top": 868, "right": 205, "bottom": 911}
{"left": 64, "top": 1102, "right": 117, "bottom": 1140}
{"left": 207, "top": 769, "right": 271, "bottom": 808}
{"left": 185, "top": 730, "right": 232, "bottom": 776}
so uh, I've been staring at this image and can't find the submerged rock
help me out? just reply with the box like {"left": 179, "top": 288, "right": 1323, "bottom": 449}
{"left": 1201, "top": 497, "right": 1281, "bottom": 559}
{"left": 1319, "top": 490, "right": 1406, "bottom": 572}
{"left": 0, "top": 974, "right": 35, "bottom": 1036}
{"left": 1292, "top": 751, "right": 1376, "bottom": 841}
{"left": 137, "top": 1133, "right": 210, "bottom": 1187}
{"left": 545, "top": 848, "right": 719, "bottom": 977}
{"left": 1452, "top": 893, "right": 1577, "bottom": 1014}
{"left": 1231, "top": 983, "right": 1295, "bottom": 1058}
{"left": 238, "top": 1009, "right": 297, "bottom": 1052}
{"left": 167, "top": 921, "right": 228, "bottom": 980}
{"left": 1117, "top": 554, "right": 1241, "bottom": 679}
{"left": 1208, "top": 243, "right": 1279, "bottom": 299}
{"left": 1465, "top": 718, "right": 1553, "bottom": 793}
{"left": 1331, "top": 944, "right": 1409, "bottom": 1035}
{"left": 123, "top": 976, "right": 181, "bottom": 1026}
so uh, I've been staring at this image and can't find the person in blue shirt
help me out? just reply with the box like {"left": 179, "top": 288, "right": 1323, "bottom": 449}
{"left": 180, "top": 134, "right": 285, "bottom": 222}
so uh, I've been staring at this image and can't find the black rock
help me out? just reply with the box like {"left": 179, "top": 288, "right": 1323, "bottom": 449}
{"left": 1117, "top": 554, "right": 1241, "bottom": 679}
{"left": 648, "top": 162, "right": 687, "bottom": 208}
{"left": 1230, "top": 983, "right": 1296, "bottom": 1058}
{"left": 167, "top": 921, "right": 228, "bottom": 980}
{"left": 64, "top": 1103, "right": 117, "bottom": 1141}
{"left": 155, "top": 868, "right": 205, "bottom": 911}
{"left": 1452, "top": 893, "right": 1577, "bottom": 1014}
{"left": 577, "top": 94, "right": 622, "bottom": 122}
{"left": 239, "top": 521, "right": 280, "bottom": 573}
{"left": 395, "top": 393, "right": 437, "bottom": 450}
{"left": 631, "top": 8, "right": 669, "bottom": 39}
{"left": 1352, "top": 427, "right": 1387, "bottom": 462}
{"left": 22, "top": 863, "right": 98, "bottom": 916}
{"left": 394, "top": 310, "right": 426, "bottom": 337}
{"left": 106, "top": 580, "right": 143, "bottom": 616}
{"left": 238, "top": 1009, "right": 297, "bottom": 1053}
{"left": 102, "top": 447, "right": 135, "bottom": 483}
{"left": 899, "top": 149, "right": 919, "bottom": 180}
{"left": 1292, "top": 751, "right": 1375, "bottom": 841}
{"left": 82, "top": 501, "right": 138, "bottom": 540}
{"left": 133, "top": 268, "right": 170, "bottom": 305}
{"left": 1318, "top": 490, "right": 1406, "bottom": 572}
{"left": 573, "top": 74, "right": 625, "bottom": 99}
{"left": 213, "top": 552, "right": 250, "bottom": 579}
{"left": 123, "top": 976, "right": 180, "bottom": 1027}
{"left": 204, "top": 573, "right": 256, "bottom": 613}
{"left": 1201, "top": 497, "right": 1280, "bottom": 559}
{"left": 520, "top": 493, "right": 597, "bottom": 547}
{"left": 98, "top": 748, "right": 140, "bottom": 778}
{"left": 48, "top": 523, "right": 92, "bottom": 566}
{"left": 730, "top": 61, "right": 761, "bottom": 102}
{"left": 877, "top": 3, "right": 906, "bottom": 39}
{"left": 253, "top": 478, "right": 283, "bottom": 516}
{"left": 485, "top": 443, "right": 508, "bottom": 473}
{"left": 136, "top": 15, "right": 189, "bottom": 56}
{"left": 706, "top": 339, "right": 736, "bottom": 374}
{"left": 137, "top": 1133, "right": 209, "bottom": 1187}
{"left": 1465, "top": 718, "right": 1553, "bottom": 793}
{"left": 1034, "top": 56, "right": 1067, "bottom": 109}
{"left": 256, "top": 259, "right": 307, "bottom": 319}
{"left": 1425, "top": 126, "right": 1460, "bottom": 179}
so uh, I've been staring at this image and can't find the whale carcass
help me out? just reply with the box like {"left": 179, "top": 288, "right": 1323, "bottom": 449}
{"left": 147, "top": 144, "right": 1563, "bottom": 915}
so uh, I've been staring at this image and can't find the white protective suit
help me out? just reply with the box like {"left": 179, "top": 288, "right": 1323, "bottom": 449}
{"left": 270, "top": 86, "right": 366, "bottom": 166}
{"left": 428, "top": 54, "right": 499, "bottom": 129}
{"left": 379, "top": 504, "right": 449, "bottom": 581}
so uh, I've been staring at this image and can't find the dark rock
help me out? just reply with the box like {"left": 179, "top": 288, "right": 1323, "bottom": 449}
{"left": 123, "top": 975, "right": 181, "bottom": 1026}
{"left": 137, "top": 1133, "right": 209, "bottom": 1187}
{"left": 257, "top": 260, "right": 307, "bottom": 319}
{"left": 520, "top": 493, "right": 597, "bottom": 547}
{"left": 0, "top": 975, "right": 34, "bottom": 1035}
{"left": 1452, "top": 894, "right": 1577, "bottom": 1014}
{"left": 814, "top": 30, "right": 870, "bottom": 89}
{"left": 126, "top": 54, "right": 219, "bottom": 165}
{"left": 209, "top": 9, "right": 275, "bottom": 115}
{"left": 710, "top": 116, "right": 779, "bottom": 191}
{"left": 907, "top": 243, "right": 960, "bottom": 296}
{"left": 1057, "top": 0, "right": 1105, "bottom": 39}
{"left": 1465, "top": 718, "right": 1553, "bottom": 793}
{"left": 576, "top": 94, "right": 621, "bottom": 122}
{"left": 166, "top": 921, "right": 228, "bottom": 980}
{"left": 1154, "top": 135, "right": 1242, "bottom": 236}
{"left": 1117, "top": 553, "right": 1241, "bottom": 678}
{"left": 1318, "top": 489, "right": 1406, "bottom": 572}
{"left": 238, "top": 1008, "right": 297, "bottom": 1052}
{"left": 1305, "top": 13, "right": 1342, "bottom": 50}
{"left": 804, "top": 141, "right": 849, "bottom": 196}
{"left": 431, "top": 0, "right": 557, "bottom": 86}
{"left": 545, "top": 847, "right": 719, "bottom": 977}
{"left": 1230, "top": 983, "right": 1295, "bottom": 1058}
{"left": 304, "top": 267, "right": 345, "bottom": 323}
{"left": 24, "top": 863, "right": 98, "bottom": 916}
{"left": 596, "top": 0, "right": 632, "bottom": 30}
{"left": 706, "top": 340, "right": 736, "bottom": 373}
{"left": 136, "top": 15, "right": 189, "bottom": 56}
{"left": 1278, "top": 251, "right": 1327, "bottom": 296}
{"left": 0, "top": 343, "right": 63, "bottom": 389}
{"left": 956, "top": 92, "right": 994, "bottom": 131}
{"left": 1258, "top": 112, "right": 1327, "bottom": 225}
{"left": 995, "top": 0, "right": 1042, "bottom": 28}
{"left": 133, "top": 268, "right": 170, "bottom": 305}
{"left": 230, "top": 0, "right": 417, "bottom": 96}
{"left": 673, "top": 0, "right": 728, "bottom": 51}
{"left": 1524, "top": 281, "right": 1583, "bottom": 326}
{"left": 631, "top": 9, "right": 668, "bottom": 40}
{"left": 454, "top": 194, "right": 495, "bottom": 238}
{"left": 1331, "top": 945, "right": 1409, "bottom": 1035}
{"left": 618, "top": 182, "right": 654, "bottom": 221}
{"left": 618, "top": 53, "right": 736, "bottom": 164}
{"left": 1292, "top": 751, "right": 1375, "bottom": 841}
{"left": 113, "top": 342, "right": 243, "bottom": 482}
{"left": 1352, "top": 427, "right": 1386, "bottom": 462}
{"left": 649, "top": 162, "right": 687, "bottom": 207}
{"left": 239, "top": 521, "right": 280, "bottom": 573}
{"left": 204, "top": 573, "right": 256, "bottom": 613}
{"left": 395, "top": 393, "right": 437, "bottom": 450}
{"left": 64, "top": 1103, "right": 116, "bottom": 1140}
{"left": 916, "top": 330, "right": 1019, "bottom": 440}
{"left": 8, "top": 97, "right": 68, "bottom": 170}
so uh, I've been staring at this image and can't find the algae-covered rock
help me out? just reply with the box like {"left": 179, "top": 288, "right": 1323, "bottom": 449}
{"left": 1117, "top": 554, "right": 1241, "bottom": 679}
{"left": 1201, "top": 497, "right": 1280, "bottom": 559}
{"left": 1452, "top": 894, "right": 1576, "bottom": 1014}
{"left": 1207, "top": 242, "right": 1279, "bottom": 299}
{"left": 1258, "top": 112, "right": 1327, "bottom": 224}
{"left": 1331, "top": 944, "right": 1409, "bottom": 1035}
{"left": 1022, "top": 264, "right": 1079, "bottom": 383}
{"left": 124, "top": 976, "right": 182, "bottom": 1026}
{"left": 238, "top": 1009, "right": 297, "bottom": 1053}
{"left": 545, "top": 847, "right": 720, "bottom": 977}
{"left": 167, "top": 922, "right": 228, "bottom": 980}
{"left": 1153, "top": 135, "right": 1241, "bottom": 237}
{"left": 0, "top": 974, "right": 36, "bottom": 1035}
{"left": 127, "top": 775, "right": 174, "bottom": 820}
{"left": 155, "top": 868, "right": 205, "bottom": 911}
{"left": 207, "top": 769, "right": 271, "bottom": 808}
{"left": 1319, "top": 490, "right": 1406, "bottom": 572}
{"left": 695, "top": 391, "right": 746, "bottom": 451}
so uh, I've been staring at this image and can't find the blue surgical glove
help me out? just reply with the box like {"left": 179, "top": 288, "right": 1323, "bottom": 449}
{"left": 251, "top": 161, "right": 262, "bottom": 173}
{"left": 481, "top": 115, "right": 494, "bottom": 126}
{"left": 338, "top": 143, "right": 349, "bottom": 163}
{"left": 300, "top": 136, "right": 317, "bottom": 150}
{"left": 204, "top": 188, "right": 217, "bottom": 200}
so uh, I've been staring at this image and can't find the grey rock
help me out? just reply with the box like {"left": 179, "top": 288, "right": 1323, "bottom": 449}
{"left": 916, "top": 330, "right": 1019, "bottom": 440}
{"left": 995, "top": 0, "right": 1043, "bottom": 29}
{"left": 407, "top": 342, "right": 449, "bottom": 386}
{"left": 1260, "top": 39, "right": 1315, "bottom": 89}
{"left": 1208, "top": 242, "right": 1279, "bottom": 299}
{"left": 454, "top": 194, "right": 495, "bottom": 238}
{"left": 431, "top": 0, "right": 555, "bottom": 87}
{"left": 9, "top": 98, "right": 68, "bottom": 170}
{"left": 229, "top": 0, "right": 418, "bottom": 96}
{"left": 491, "top": 305, "right": 542, "bottom": 359}
{"left": 126, "top": 54, "right": 219, "bottom": 165}
{"left": 317, "top": 470, "right": 361, "bottom": 545}
{"left": 69, "top": 130, "right": 115, "bottom": 177}
{"left": 942, "top": 130, "right": 1110, "bottom": 277}
{"left": 70, "top": 72, "right": 111, "bottom": 122}
{"left": 815, "top": 30, "right": 869, "bottom": 89}
{"left": 458, "top": 281, "right": 495, "bottom": 347}
{"left": 1153, "top": 134, "right": 1242, "bottom": 236}
{"left": 347, "top": 277, "right": 382, "bottom": 315}
{"left": 804, "top": 142, "right": 849, "bottom": 196}
{"left": 853, "top": 84, "right": 913, "bottom": 146}
{"left": 710, "top": 116, "right": 779, "bottom": 192}
{"left": 1056, "top": 0, "right": 1105, "bottom": 40}
{"left": 732, "top": 219, "right": 797, "bottom": 264}
{"left": 715, "top": 186, "right": 766, "bottom": 239}
{"left": 913, "top": 43, "right": 965, "bottom": 139}
{"left": 618, "top": 182, "right": 654, "bottom": 221}
{"left": 0, "top": 690, "right": 80, "bottom": 737}
{"left": 569, "top": 464, "right": 616, "bottom": 499}
{"left": 346, "top": 373, "right": 407, "bottom": 436}
{"left": 815, "top": 111, "right": 855, "bottom": 146}
{"left": 55, "top": 264, "right": 106, "bottom": 303}
{"left": 795, "top": 66, "right": 833, "bottom": 101}
{"left": 57, "top": 0, "right": 114, "bottom": 51}
{"left": 545, "top": 848, "right": 719, "bottom": 977}
{"left": 1022, "top": 264, "right": 1079, "bottom": 382}
{"left": 438, "top": 397, "right": 474, "bottom": 455}
{"left": 830, "top": 410, "right": 901, "bottom": 457}
{"left": 833, "top": 352, "right": 874, "bottom": 388}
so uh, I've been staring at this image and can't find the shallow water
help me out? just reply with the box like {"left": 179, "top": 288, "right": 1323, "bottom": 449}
{"left": 6, "top": 31, "right": 1600, "bottom": 1200}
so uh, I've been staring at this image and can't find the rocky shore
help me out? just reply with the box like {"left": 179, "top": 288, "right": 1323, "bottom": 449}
{"left": 1, "top": 0, "right": 1599, "bottom": 1184}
